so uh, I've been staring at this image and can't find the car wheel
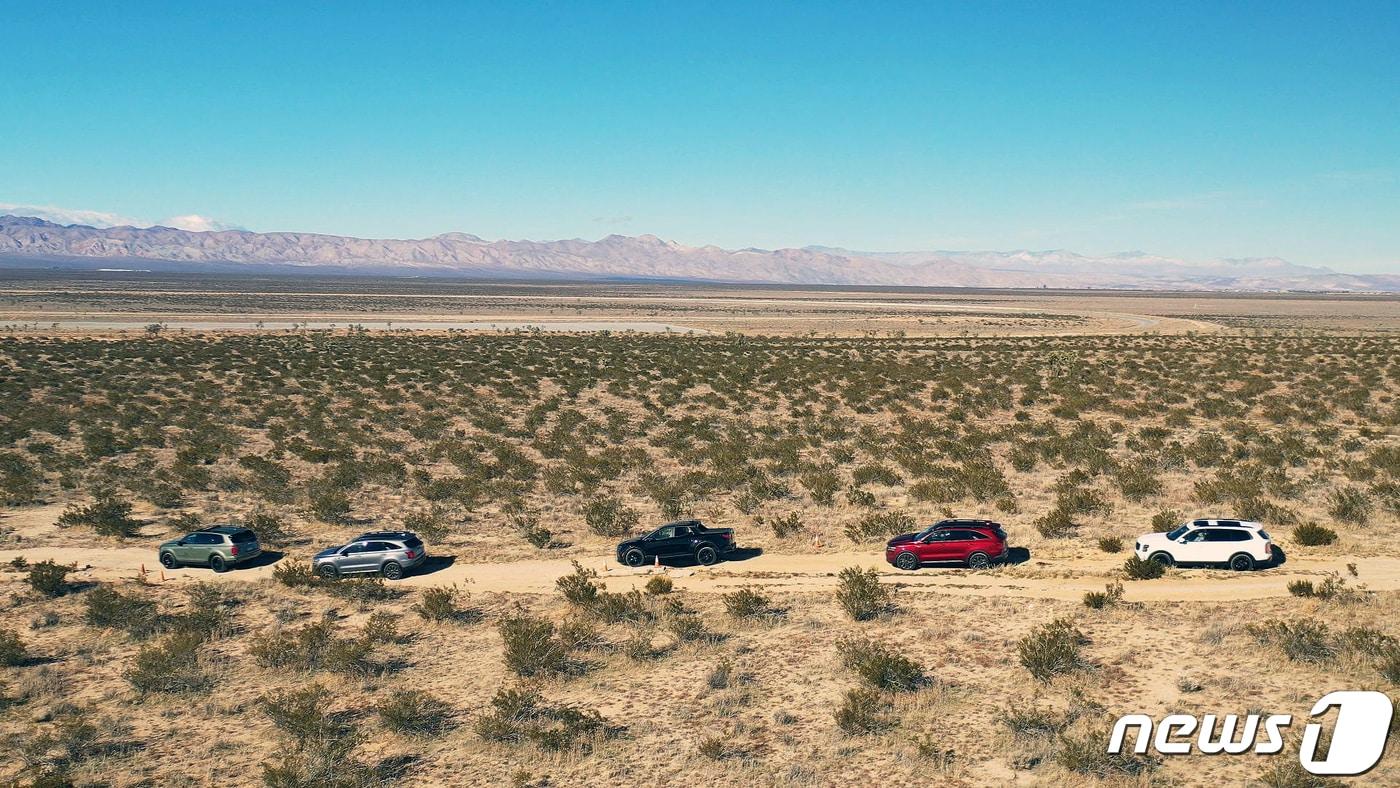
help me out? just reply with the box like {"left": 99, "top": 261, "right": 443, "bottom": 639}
{"left": 381, "top": 561, "right": 404, "bottom": 580}
{"left": 1229, "top": 553, "right": 1255, "bottom": 572}
{"left": 696, "top": 546, "right": 718, "bottom": 566}
{"left": 895, "top": 551, "right": 920, "bottom": 571}
{"left": 623, "top": 548, "right": 646, "bottom": 567}
{"left": 967, "top": 552, "right": 991, "bottom": 570}
{"left": 317, "top": 564, "right": 339, "bottom": 580}
{"left": 1148, "top": 551, "right": 1174, "bottom": 568}
{"left": 159, "top": 551, "right": 178, "bottom": 569}
{"left": 209, "top": 555, "right": 227, "bottom": 573}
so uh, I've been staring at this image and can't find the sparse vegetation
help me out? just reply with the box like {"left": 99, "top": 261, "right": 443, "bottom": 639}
{"left": 834, "top": 565, "right": 890, "bottom": 621}
{"left": 1123, "top": 554, "right": 1166, "bottom": 580}
{"left": 1018, "top": 617, "right": 1088, "bottom": 681}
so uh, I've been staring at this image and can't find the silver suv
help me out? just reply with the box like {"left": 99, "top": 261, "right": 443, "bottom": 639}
{"left": 312, "top": 530, "right": 427, "bottom": 580}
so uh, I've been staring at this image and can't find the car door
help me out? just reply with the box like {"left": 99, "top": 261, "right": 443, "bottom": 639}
{"left": 916, "top": 530, "right": 958, "bottom": 562}
{"left": 1174, "top": 528, "right": 1215, "bottom": 563}
{"left": 366, "top": 541, "right": 398, "bottom": 569}
{"left": 338, "top": 541, "right": 374, "bottom": 572}
{"left": 181, "top": 532, "right": 216, "bottom": 563}
{"left": 646, "top": 526, "right": 681, "bottom": 556}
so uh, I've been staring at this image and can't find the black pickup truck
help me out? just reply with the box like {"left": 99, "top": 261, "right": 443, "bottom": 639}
{"left": 616, "top": 520, "right": 736, "bottom": 567}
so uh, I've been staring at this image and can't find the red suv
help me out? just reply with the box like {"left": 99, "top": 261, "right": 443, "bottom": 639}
{"left": 885, "top": 519, "right": 1008, "bottom": 570}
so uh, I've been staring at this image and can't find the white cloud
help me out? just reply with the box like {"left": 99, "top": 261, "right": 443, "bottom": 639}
{"left": 159, "top": 214, "right": 238, "bottom": 232}
{"left": 0, "top": 201, "right": 239, "bottom": 232}
{"left": 0, "top": 202, "right": 143, "bottom": 228}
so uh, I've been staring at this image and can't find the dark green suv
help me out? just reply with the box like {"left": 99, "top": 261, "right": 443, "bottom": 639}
{"left": 158, "top": 525, "right": 262, "bottom": 572}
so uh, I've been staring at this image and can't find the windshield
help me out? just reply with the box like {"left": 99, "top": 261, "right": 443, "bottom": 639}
{"left": 1166, "top": 525, "right": 1189, "bottom": 540}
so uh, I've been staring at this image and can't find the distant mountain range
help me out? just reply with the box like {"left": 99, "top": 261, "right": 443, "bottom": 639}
{"left": 1, "top": 215, "right": 1396, "bottom": 291}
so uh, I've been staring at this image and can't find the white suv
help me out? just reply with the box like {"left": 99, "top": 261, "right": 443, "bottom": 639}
{"left": 1134, "top": 519, "right": 1274, "bottom": 571}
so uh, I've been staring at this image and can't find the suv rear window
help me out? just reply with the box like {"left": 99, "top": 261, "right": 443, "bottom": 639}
{"left": 230, "top": 530, "right": 257, "bottom": 543}
{"left": 403, "top": 536, "right": 424, "bottom": 548}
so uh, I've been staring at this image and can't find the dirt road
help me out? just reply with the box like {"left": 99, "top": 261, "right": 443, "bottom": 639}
{"left": 3, "top": 542, "right": 1393, "bottom": 603}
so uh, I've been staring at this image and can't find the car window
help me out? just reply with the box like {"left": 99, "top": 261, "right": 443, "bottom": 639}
{"left": 651, "top": 526, "right": 676, "bottom": 540}
{"left": 924, "top": 530, "right": 953, "bottom": 542}
{"left": 229, "top": 530, "right": 256, "bottom": 543}
{"left": 948, "top": 530, "right": 980, "bottom": 541}
{"left": 1166, "top": 525, "right": 1190, "bottom": 540}
{"left": 403, "top": 536, "right": 424, "bottom": 548}
{"left": 188, "top": 533, "right": 219, "bottom": 545}
{"left": 1258, "top": 530, "right": 1270, "bottom": 540}
{"left": 342, "top": 543, "right": 368, "bottom": 554}
{"left": 674, "top": 526, "right": 694, "bottom": 537}
{"left": 1184, "top": 530, "right": 1209, "bottom": 542}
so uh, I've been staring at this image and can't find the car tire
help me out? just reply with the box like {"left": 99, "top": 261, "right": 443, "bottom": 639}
{"left": 1148, "top": 551, "right": 1174, "bottom": 568}
{"left": 317, "top": 564, "right": 339, "bottom": 580}
{"left": 159, "top": 551, "right": 178, "bottom": 569}
{"left": 381, "top": 561, "right": 404, "bottom": 580}
{"left": 1229, "top": 553, "right": 1255, "bottom": 572}
{"left": 696, "top": 546, "right": 718, "bottom": 566}
{"left": 967, "top": 552, "right": 991, "bottom": 570}
{"left": 895, "top": 551, "right": 920, "bottom": 571}
{"left": 209, "top": 555, "right": 227, "bottom": 573}
{"left": 623, "top": 548, "right": 646, "bottom": 567}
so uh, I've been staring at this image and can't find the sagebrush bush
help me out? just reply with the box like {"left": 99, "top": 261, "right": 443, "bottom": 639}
{"left": 722, "top": 587, "right": 771, "bottom": 620}
{"left": 1017, "top": 618, "right": 1087, "bottom": 681}
{"left": 474, "top": 686, "right": 616, "bottom": 751}
{"left": 498, "top": 612, "right": 571, "bottom": 677}
{"left": 1327, "top": 486, "right": 1371, "bottom": 526}
{"left": 1123, "top": 555, "right": 1165, "bottom": 580}
{"left": 126, "top": 632, "right": 208, "bottom": 694}
{"left": 836, "top": 637, "right": 925, "bottom": 692}
{"left": 1293, "top": 522, "right": 1337, "bottom": 546}
{"left": 377, "top": 690, "right": 455, "bottom": 737}
{"left": 834, "top": 687, "right": 896, "bottom": 735}
{"left": 583, "top": 496, "right": 637, "bottom": 537}
{"left": 56, "top": 496, "right": 140, "bottom": 537}
{"left": 1056, "top": 727, "right": 1157, "bottom": 776}
{"left": 0, "top": 628, "right": 26, "bottom": 666}
{"left": 1096, "top": 536, "right": 1123, "bottom": 553}
{"left": 1151, "top": 509, "right": 1182, "bottom": 532}
{"left": 84, "top": 584, "right": 161, "bottom": 638}
{"left": 556, "top": 561, "right": 601, "bottom": 606}
{"left": 644, "top": 575, "right": 673, "bottom": 595}
{"left": 844, "top": 511, "right": 914, "bottom": 542}
{"left": 834, "top": 566, "right": 889, "bottom": 621}
{"left": 413, "top": 585, "right": 464, "bottom": 622}
{"left": 1246, "top": 619, "right": 1336, "bottom": 663}
{"left": 27, "top": 560, "right": 75, "bottom": 598}
{"left": 1082, "top": 582, "right": 1124, "bottom": 609}
{"left": 272, "top": 559, "right": 317, "bottom": 588}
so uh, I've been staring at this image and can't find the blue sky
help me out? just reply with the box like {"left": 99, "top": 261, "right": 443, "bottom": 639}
{"left": 2, "top": 1, "right": 1397, "bottom": 272}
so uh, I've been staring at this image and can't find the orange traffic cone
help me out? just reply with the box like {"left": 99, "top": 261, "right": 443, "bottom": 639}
{"left": 653, "top": 554, "right": 660, "bottom": 569}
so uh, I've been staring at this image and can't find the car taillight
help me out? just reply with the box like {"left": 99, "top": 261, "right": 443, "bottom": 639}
{"left": 405, "top": 550, "right": 416, "bottom": 559}
{"left": 230, "top": 545, "right": 239, "bottom": 556}
{"left": 1265, "top": 543, "right": 1273, "bottom": 555}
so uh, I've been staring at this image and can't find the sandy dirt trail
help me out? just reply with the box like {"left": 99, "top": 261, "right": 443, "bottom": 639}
{"left": 3, "top": 542, "right": 1395, "bottom": 604}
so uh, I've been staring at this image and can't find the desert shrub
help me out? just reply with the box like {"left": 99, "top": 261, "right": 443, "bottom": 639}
{"left": 402, "top": 509, "right": 450, "bottom": 542}
{"left": 321, "top": 576, "right": 402, "bottom": 604}
{"left": 706, "top": 659, "right": 733, "bottom": 690}
{"left": 84, "top": 585, "right": 161, "bottom": 638}
{"left": 28, "top": 561, "right": 75, "bottom": 597}
{"left": 764, "top": 511, "right": 804, "bottom": 539}
{"left": 1096, "top": 536, "right": 1123, "bottom": 553}
{"left": 1246, "top": 619, "right": 1335, "bottom": 663}
{"left": 1000, "top": 706, "right": 1071, "bottom": 738}
{"left": 1287, "top": 580, "right": 1316, "bottom": 598}
{"left": 1123, "top": 555, "right": 1165, "bottom": 580}
{"left": 0, "top": 628, "right": 26, "bottom": 666}
{"left": 249, "top": 619, "right": 356, "bottom": 673}
{"left": 272, "top": 559, "right": 317, "bottom": 588}
{"left": 1017, "top": 618, "right": 1087, "bottom": 681}
{"left": 245, "top": 511, "right": 293, "bottom": 547}
{"left": 722, "top": 587, "right": 772, "bottom": 620}
{"left": 307, "top": 488, "right": 352, "bottom": 525}
{"left": 844, "top": 510, "right": 914, "bottom": 542}
{"left": 1293, "top": 522, "right": 1338, "bottom": 546}
{"left": 473, "top": 686, "right": 617, "bottom": 752}
{"left": 1033, "top": 507, "right": 1077, "bottom": 539}
{"left": 363, "top": 611, "right": 401, "bottom": 644}
{"left": 377, "top": 690, "right": 455, "bottom": 737}
{"left": 583, "top": 496, "right": 637, "bottom": 537}
{"left": 800, "top": 468, "right": 841, "bottom": 505}
{"left": 1256, "top": 758, "right": 1344, "bottom": 788}
{"left": 834, "top": 566, "right": 890, "bottom": 621}
{"left": 1327, "top": 486, "right": 1371, "bottom": 525}
{"left": 1150, "top": 509, "right": 1182, "bottom": 532}
{"left": 56, "top": 495, "right": 140, "bottom": 537}
{"left": 593, "top": 590, "right": 654, "bottom": 624}
{"left": 644, "top": 575, "right": 673, "bottom": 595}
{"left": 498, "top": 612, "right": 571, "bottom": 677}
{"left": 836, "top": 637, "right": 925, "bottom": 692}
{"left": 126, "top": 632, "right": 209, "bottom": 694}
{"left": 845, "top": 486, "right": 878, "bottom": 508}
{"left": 413, "top": 585, "right": 465, "bottom": 622}
{"left": 1082, "top": 582, "right": 1124, "bottom": 610}
{"left": 556, "top": 560, "right": 601, "bottom": 606}
{"left": 1056, "top": 727, "right": 1157, "bottom": 776}
{"left": 834, "top": 687, "right": 897, "bottom": 735}
{"left": 1113, "top": 461, "right": 1162, "bottom": 502}
{"left": 259, "top": 684, "right": 351, "bottom": 748}
{"left": 668, "top": 613, "right": 720, "bottom": 644}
